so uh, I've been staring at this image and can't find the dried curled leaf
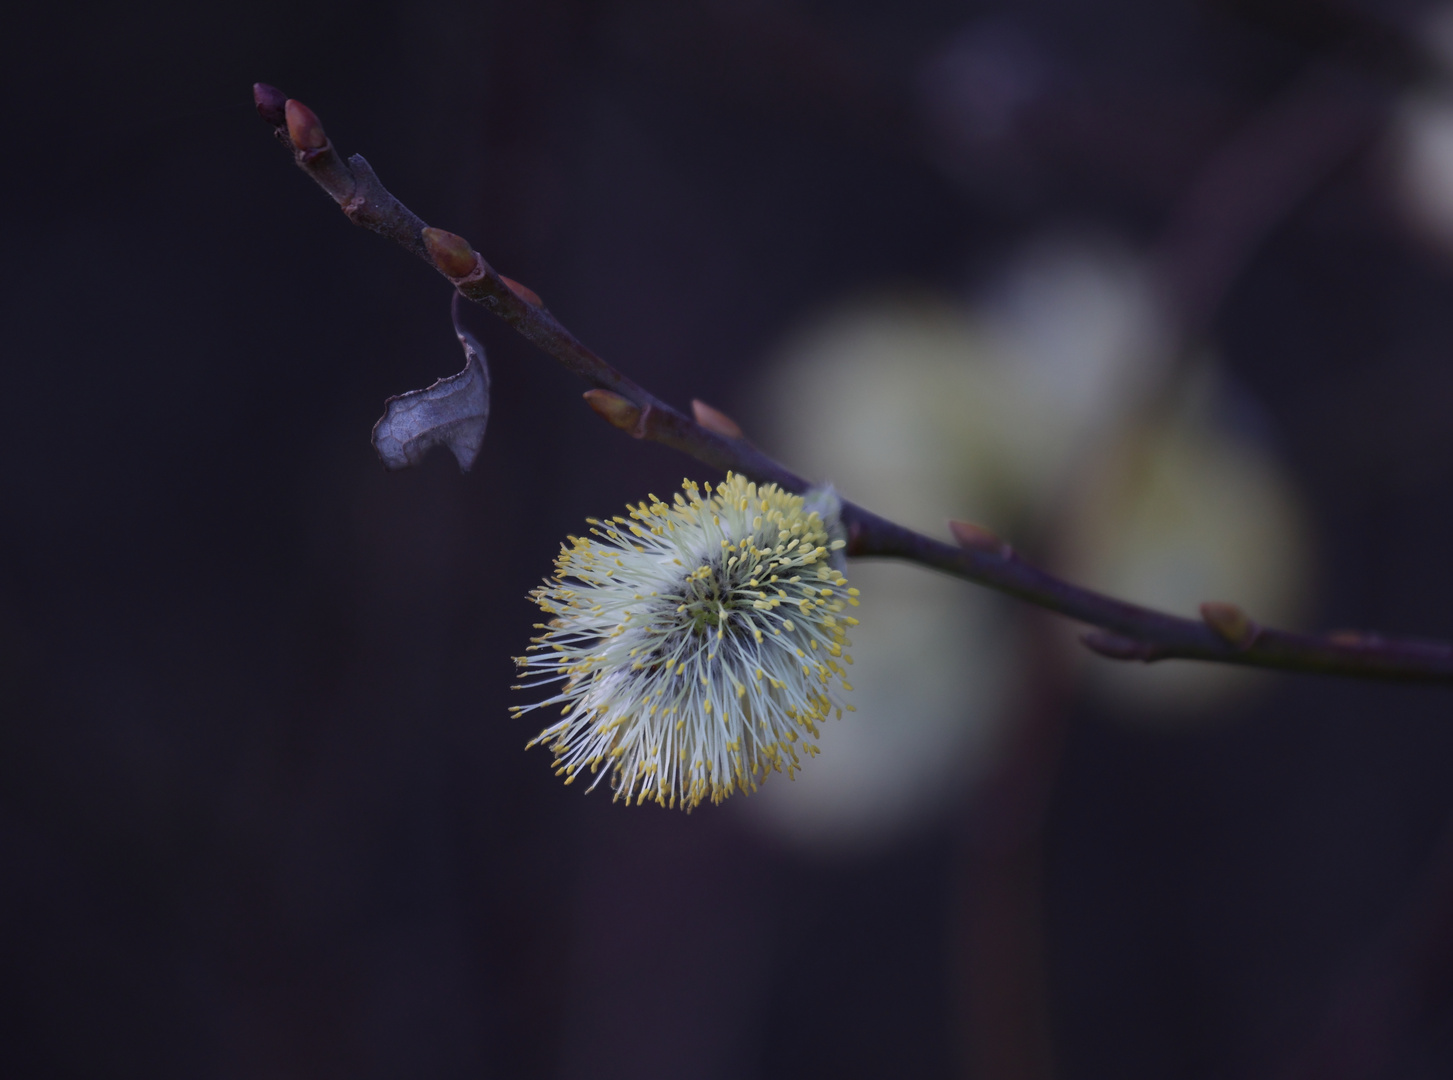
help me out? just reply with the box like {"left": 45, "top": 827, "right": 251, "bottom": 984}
{"left": 372, "top": 300, "right": 491, "bottom": 471}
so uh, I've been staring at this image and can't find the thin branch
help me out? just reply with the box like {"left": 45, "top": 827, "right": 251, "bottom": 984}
{"left": 254, "top": 84, "right": 1453, "bottom": 685}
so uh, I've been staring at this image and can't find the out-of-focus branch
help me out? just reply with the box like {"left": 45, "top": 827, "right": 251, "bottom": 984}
{"left": 254, "top": 83, "right": 1453, "bottom": 686}
{"left": 1154, "top": 60, "right": 1386, "bottom": 339}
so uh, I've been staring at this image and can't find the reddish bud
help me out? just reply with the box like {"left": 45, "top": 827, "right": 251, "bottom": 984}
{"left": 284, "top": 99, "right": 328, "bottom": 151}
{"left": 500, "top": 275, "right": 543, "bottom": 308}
{"left": 1199, "top": 601, "right": 1258, "bottom": 649}
{"left": 422, "top": 227, "right": 479, "bottom": 279}
{"left": 254, "top": 83, "right": 288, "bottom": 126}
{"left": 691, "top": 399, "right": 743, "bottom": 439}
{"left": 583, "top": 389, "right": 643, "bottom": 433}
{"left": 949, "top": 519, "right": 1011, "bottom": 558}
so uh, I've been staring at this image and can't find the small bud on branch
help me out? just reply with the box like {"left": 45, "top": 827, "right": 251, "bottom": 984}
{"left": 950, "top": 520, "right": 1013, "bottom": 558}
{"left": 284, "top": 99, "right": 328, "bottom": 152}
{"left": 500, "top": 275, "right": 543, "bottom": 308}
{"left": 583, "top": 389, "right": 645, "bottom": 436}
{"left": 691, "top": 399, "right": 744, "bottom": 439}
{"left": 1080, "top": 630, "right": 1167, "bottom": 663}
{"left": 422, "top": 227, "right": 480, "bottom": 279}
{"left": 1200, "top": 601, "right": 1259, "bottom": 649}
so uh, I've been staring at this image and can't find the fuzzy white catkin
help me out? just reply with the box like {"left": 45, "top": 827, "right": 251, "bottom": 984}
{"left": 513, "top": 474, "right": 858, "bottom": 810}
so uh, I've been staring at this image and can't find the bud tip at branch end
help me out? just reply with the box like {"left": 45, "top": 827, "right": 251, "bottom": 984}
{"left": 692, "top": 400, "right": 743, "bottom": 439}
{"left": 422, "top": 227, "right": 480, "bottom": 279}
{"left": 284, "top": 99, "right": 328, "bottom": 151}
{"left": 254, "top": 83, "right": 287, "bottom": 126}
{"left": 1200, "top": 601, "right": 1259, "bottom": 649}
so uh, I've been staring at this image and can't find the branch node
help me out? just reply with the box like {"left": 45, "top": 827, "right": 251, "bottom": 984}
{"left": 422, "top": 227, "right": 481, "bottom": 280}
{"left": 949, "top": 519, "right": 1013, "bottom": 558}
{"left": 584, "top": 389, "right": 644, "bottom": 436}
{"left": 691, "top": 399, "right": 744, "bottom": 439}
{"left": 1200, "top": 601, "right": 1260, "bottom": 650}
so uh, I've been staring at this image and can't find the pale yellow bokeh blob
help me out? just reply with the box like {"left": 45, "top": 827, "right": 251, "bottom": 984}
{"left": 1056, "top": 364, "right": 1313, "bottom": 716}
{"left": 737, "top": 237, "right": 1310, "bottom": 849}
{"left": 745, "top": 298, "right": 1020, "bottom": 850}
{"left": 1390, "top": 90, "right": 1453, "bottom": 253}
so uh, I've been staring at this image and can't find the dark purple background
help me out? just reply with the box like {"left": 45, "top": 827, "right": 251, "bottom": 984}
{"left": 4, "top": 1, "right": 1453, "bottom": 1077}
